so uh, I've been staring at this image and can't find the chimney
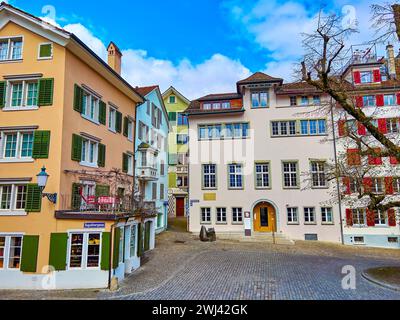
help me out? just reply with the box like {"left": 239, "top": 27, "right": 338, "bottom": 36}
{"left": 107, "top": 42, "right": 122, "bottom": 75}
{"left": 386, "top": 44, "right": 396, "bottom": 79}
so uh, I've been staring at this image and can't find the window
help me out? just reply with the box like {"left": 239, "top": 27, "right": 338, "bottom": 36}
{"left": 311, "top": 161, "right": 326, "bottom": 188}
{"left": 349, "top": 178, "right": 360, "bottom": 194}
{"left": 384, "top": 94, "right": 395, "bottom": 106}
{"left": 38, "top": 43, "right": 53, "bottom": 59}
{"left": 0, "top": 184, "right": 27, "bottom": 212}
{"left": 152, "top": 104, "right": 162, "bottom": 129}
{"left": 178, "top": 153, "right": 188, "bottom": 165}
{"left": 69, "top": 232, "right": 101, "bottom": 269}
{"left": 81, "top": 138, "right": 98, "bottom": 167}
{"left": 353, "top": 236, "right": 365, "bottom": 244}
{"left": 81, "top": 91, "right": 99, "bottom": 122}
{"left": 251, "top": 92, "right": 269, "bottom": 108}
{"left": 138, "top": 121, "right": 149, "bottom": 142}
{"left": 232, "top": 207, "right": 243, "bottom": 224}
{"left": 1, "top": 131, "right": 34, "bottom": 160}
{"left": 271, "top": 121, "right": 297, "bottom": 136}
{"left": 283, "top": 162, "right": 298, "bottom": 188}
{"left": 212, "top": 103, "right": 221, "bottom": 110}
{"left": 203, "top": 164, "right": 216, "bottom": 189}
{"left": 287, "top": 207, "right": 298, "bottom": 224}
{"left": 374, "top": 210, "right": 387, "bottom": 226}
{"left": 386, "top": 118, "right": 399, "bottom": 134}
{"left": 313, "top": 95, "right": 321, "bottom": 105}
{"left": 362, "top": 95, "right": 375, "bottom": 107}
{"left": 201, "top": 208, "right": 211, "bottom": 223}
{"left": 300, "top": 96, "right": 309, "bottom": 105}
{"left": 203, "top": 103, "right": 212, "bottom": 110}
{"left": 255, "top": 162, "right": 270, "bottom": 188}
{"left": 388, "top": 237, "right": 399, "bottom": 243}
{"left": 169, "top": 96, "right": 176, "bottom": 104}
{"left": 198, "top": 123, "right": 249, "bottom": 140}
{"left": 216, "top": 208, "right": 227, "bottom": 223}
{"left": 0, "top": 235, "right": 23, "bottom": 270}
{"left": 228, "top": 164, "right": 243, "bottom": 189}
{"left": 222, "top": 102, "right": 231, "bottom": 109}
{"left": 371, "top": 178, "right": 384, "bottom": 194}
{"left": 5, "top": 80, "right": 39, "bottom": 109}
{"left": 160, "top": 160, "right": 165, "bottom": 176}
{"left": 129, "top": 225, "right": 136, "bottom": 258}
{"left": 393, "top": 177, "right": 400, "bottom": 194}
{"left": 360, "top": 71, "right": 372, "bottom": 83}
{"left": 0, "top": 37, "right": 23, "bottom": 61}
{"left": 321, "top": 207, "right": 333, "bottom": 224}
{"left": 108, "top": 107, "right": 117, "bottom": 132}
{"left": 177, "top": 175, "right": 188, "bottom": 188}
{"left": 118, "top": 228, "right": 124, "bottom": 263}
{"left": 304, "top": 207, "right": 316, "bottom": 224}
{"left": 352, "top": 209, "right": 366, "bottom": 226}
{"left": 290, "top": 96, "right": 297, "bottom": 106}
{"left": 177, "top": 134, "right": 189, "bottom": 145}
{"left": 127, "top": 119, "right": 133, "bottom": 141}
{"left": 177, "top": 114, "right": 188, "bottom": 125}
{"left": 300, "top": 120, "right": 327, "bottom": 135}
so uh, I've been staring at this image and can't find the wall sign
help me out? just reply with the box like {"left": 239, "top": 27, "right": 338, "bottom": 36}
{"left": 84, "top": 222, "right": 105, "bottom": 229}
{"left": 244, "top": 211, "right": 251, "bottom": 237}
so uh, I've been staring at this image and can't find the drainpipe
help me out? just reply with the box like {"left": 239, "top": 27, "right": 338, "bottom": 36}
{"left": 330, "top": 97, "right": 345, "bottom": 245}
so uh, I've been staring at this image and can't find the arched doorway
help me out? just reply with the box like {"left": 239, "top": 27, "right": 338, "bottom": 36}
{"left": 253, "top": 201, "right": 276, "bottom": 232}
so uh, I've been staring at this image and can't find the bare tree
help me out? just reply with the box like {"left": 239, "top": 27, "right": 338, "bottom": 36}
{"left": 371, "top": 2, "right": 400, "bottom": 42}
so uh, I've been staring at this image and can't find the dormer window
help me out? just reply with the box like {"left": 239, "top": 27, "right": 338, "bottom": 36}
{"left": 169, "top": 96, "right": 176, "bottom": 104}
{"left": 203, "top": 103, "right": 211, "bottom": 110}
{"left": 251, "top": 92, "right": 269, "bottom": 108}
{"left": 360, "top": 71, "right": 372, "bottom": 83}
{"left": 222, "top": 102, "right": 230, "bottom": 109}
{"left": 212, "top": 103, "right": 221, "bottom": 110}
{"left": 0, "top": 37, "right": 23, "bottom": 61}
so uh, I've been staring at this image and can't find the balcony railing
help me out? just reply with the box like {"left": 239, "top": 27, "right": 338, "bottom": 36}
{"left": 341, "top": 44, "right": 380, "bottom": 74}
{"left": 137, "top": 166, "right": 158, "bottom": 181}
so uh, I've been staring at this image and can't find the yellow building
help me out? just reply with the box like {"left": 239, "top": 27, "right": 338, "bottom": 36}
{"left": 0, "top": 3, "right": 156, "bottom": 289}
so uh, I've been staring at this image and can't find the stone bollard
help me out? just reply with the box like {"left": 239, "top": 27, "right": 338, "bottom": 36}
{"left": 109, "top": 276, "right": 119, "bottom": 291}
{"left": 200, "top": 226, "right": 209, "bottom": 242}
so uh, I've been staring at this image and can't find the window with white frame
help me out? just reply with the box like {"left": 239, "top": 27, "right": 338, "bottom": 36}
{"left": 394, "top": 177, "right": 400, "bottom": 193}
{"left": 321, "top": 207, "right": 333, "bottom": 224}
{"left": 304, "top": 207, "right": 316, "bottom": 224}
{"left": 386, "top": 118, "right": 399, "bottom": 134}
{"left": 374, "top": 210, "right": 387, "bottom": 226}
{"left": 198, "top": 123, "right": 249, "bottom": 140}
{"left": 201, "top": 207, "right": 211, "bottom": 223}
{"left": 0, "top": 184, "right": 27, "bottom": 212}
{"left": 251, "top": 92, "right": 269, "bottom": 108}
{"left": 5, "top": 79, "right": 39, "bottom": 109}
{"left": 127, "top": 153, "right": 134, "bottom": 175}
{"left": 203, "top": 164, "right": 216, "bottom": 189}
{"left": 80, "top": 180, "right": 96, "bottom": 209}
{"left": 127, "top": 119, "right": 133, "bottom": 141}
{"left": 178, "top": 153, "right": 188, "bottom": 165}
{"left": 271, "top": 121, "right": 297, "bottom": 136}
{"left": 177, "top": 175, "right": 188, "bottom": 188}
{"left": 371, "top": 178, "right": 384, "bottom": 194}
{"left": 216, "top": 208, "right": 227, "bottom": 223}
{"left": 311, "top": 161, "right": 326, "bottom": 187}
{"left": 0, "top": 235, "right": 23, "bottom": 270}
{"left": 138, "top": 121, "right": 149, "bottom": 142}
{"left": 0, "top": 37, "right": 23, "bottom": 61}
{"left": 81, "top": 90, "right": 99, "bottom": 122}
{"left": 290, "top": 96, "right": 297, "bottom": 106}
{"left": 232, "top": 207, "right": 243, "bottom": 223}
{"left": 169, "top": 95, "right": 176, "bottom": 104}
{"left": 255, "top": 162, "right": 270, "bottom": 188}
{"left": 81, "top": 138, "right": 98, "bottom": 167}
{"left": 360, "top": 71, "right": 372, "bottom": 83}
{"left": 1, "top": 131, "right": 34, "bottom": 160}
{"left": 287, "top": 207, "right": 298, "bottom": 224}
{"left": 283, "top": 162, "right": 298, "bottom": 188}
{"left": 68, "top": 232, "right": 101, "bottom": 269}
{"left": 300, "top": 120, "right": 327, "bottom": 135}
{"left": 384, "top": 94, "right": 396, "bottom": 106}
{"left": 352, "top": 209, "right": 366, "bottom": 226}
{"left": 108, "top": 106, "right": 117, "bottom": 132}
{"left": 362, "top": 95, "right": 375, "bottom": 106}
{"left": 228, "top": 164, "right": 243, "bottom": 189}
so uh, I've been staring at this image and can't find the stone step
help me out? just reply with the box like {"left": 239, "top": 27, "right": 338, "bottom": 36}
{"left": 215, "top": 232, "right": 295, "bottom": 245}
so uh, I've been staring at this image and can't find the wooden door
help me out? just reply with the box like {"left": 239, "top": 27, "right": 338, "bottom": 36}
{"left": 144, "top": 221, "right": 151, "bottom": 251}
{"left": 176, "top": 197, "right": 185, "bottom": 217}
{"left": 253, "top": 202, "right": 276, "bottom": 232}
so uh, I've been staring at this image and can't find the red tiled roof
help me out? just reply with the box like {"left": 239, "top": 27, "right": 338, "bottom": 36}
{"left": 135, "top": 85, "right": 159, "bottom": 96}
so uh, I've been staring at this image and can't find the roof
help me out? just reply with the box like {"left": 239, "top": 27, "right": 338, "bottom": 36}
{"left": 275, "top": 81, "right": 323, "bottom": 95}
{"left": 198, "top": 93, "right": 242, "bottom": 101}
{"left": 135, "top": 85, "right": 159, "bottom": 97}
{"left": 237, "top": 72, "right": 283, "bottom": 85}
{"left": 162, "top": 86, "right": 191, "bottom": 105}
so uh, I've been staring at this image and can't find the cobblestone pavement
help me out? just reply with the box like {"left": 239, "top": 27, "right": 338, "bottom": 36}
{"left": 2, "top": 230, "right": 400, "bottom": 300}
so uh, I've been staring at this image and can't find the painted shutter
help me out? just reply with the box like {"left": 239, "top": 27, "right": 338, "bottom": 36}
{"left": 32, "top": 130, "right": 51, "bottom": 159}
{"left": 353, "top": 71, "right": 361, "bottom": 84}
{"left": 71, "top": 183, "right": 82, "bottom": 210}
{"left": 347, "top": 149, "right": 361, "bottom": 166}
{"left": 99, "top": 101, "right": 107, "bottom": 125}
{"left": 95, "top": 184, "right": 110, "bottom": 196}
{"left": 388, "top": 209, "right": 397, "bottom": 227}
{"left": 137, "top": 223, "right": 143, "bottom": 257}
{"left": 112, "top": 228, "right": 120, "bottom": 269}
{"left": 366, "top": 209, "right": 375, "bottom": 227}
{"left": 71, "top": 134, "right": 82, "bottom": 161}
{"left": 116, "top": 111, "right": 122, "bottom": 133}
{"left": 385, "top": 177, "right": 394, "bottom": 194}
{"left": 376, "top": 94, "right": 384, "bottom": 107}
{"left": 98, "top": 143, "right": 106, "bottom": 167}
{"left": 0, "top": 81, "right": 6, "bottom": 108}
{"left": 357, "top": 122, "right": 366, "bottom": 135}
{"left": 363, "top": 177, "right": 373, "bottom": 193}
{"left": 346, "top": 209, "right": 353, "bottom": 226}
{"left": 397, "top": 93, "right": 400, "bottom": 105}
{"left": 25, "top": 184, "right": 42, "bottom": 212}
{"left": 368, "top": 147, "right": 382, "bottom": 165}
{"left": 168, "top": 112, "right": 176, "bottom": 121}
{"left": 338, "top": 120, "right": 346, "bottom": 137}
{"left": 20, "top": 235, "right": 39, "bottom": 272}
{"left": 38, "top": 78, "right": 54, "bottom": 106}
{"left": 101, "top": 232, "right": 111, "bottom": 270}
{"left": 49, "top": 233, "right": 68, "bottom": 271}
{"left": 122, "top": 153, "right": 129, "bottom": 173}
{"left": 168, "top": 172, "right": 177, "bottom": 188}
{"left": 373, "top": 69, "right": 381, "bottom": 82}
{"left": 378, "top": 118, "right": 387, "bottom": 134}
{"left": 123, "top": 116, "right": 129, "bottom": 137}
{"left": 73, "top": 84, "right": 83, "bottom": 113}
{"left": 355, "top": 96, "right": 363, "bottom": 108}
{"left": 390, "top": 156, "right": 399, "bottom": 165}
{"left": 343, "top": 177, "right": 351, "bottom": 195}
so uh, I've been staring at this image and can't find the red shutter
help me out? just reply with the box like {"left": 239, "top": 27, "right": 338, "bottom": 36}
{"left": 346, "top": 209, "right": 353, "bottom": 226}
{"left": 378, "top": 118, "right": 387, "bottom": 134}
{"left": 385, "top": 177, "right": 394, "bottom": 194}
{"left": 353, "top": 71, "right": 361, "bottom": 84}
{"left": 357, "top": 122, "right": 366, "bottom": 135}
{"left": 390, "top": 156, "right": 399, "bottom": 165}
{"left": 388, "top": 209, "right": 396, "bottom": 227}
{"left": 356, "top": 96, "right": 363, "bottom": 108}
{"left": 338, "top": 120, "right": 346, "bottom": 137}
{"left": 376, "top": 94, "right": 384, "bottom": 107}
{"left": 363, "top": 177, "right": 373, "bottom": 193}
{"left": 397, "top": 93, "right": 400, "bottom": 105}
{"left": 373, "top": 69, "right": 381, "bottom": 82}
{"left": 368, "top": 148, "right": 382, "bottom": 165}
{"left": 343, "top": 177, "right": 351, "bottom": 195}
{"left": 366, "top": 209, "right": 375, "bottom": 227}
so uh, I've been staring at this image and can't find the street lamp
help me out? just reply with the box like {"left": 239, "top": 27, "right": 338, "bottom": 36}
{"left": 36, "top": 166, "right": 57, "bottom": 204}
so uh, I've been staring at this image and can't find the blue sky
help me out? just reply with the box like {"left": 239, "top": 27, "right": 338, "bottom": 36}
{"left": 6, "top": 0, "right": 389, "bottom": 98}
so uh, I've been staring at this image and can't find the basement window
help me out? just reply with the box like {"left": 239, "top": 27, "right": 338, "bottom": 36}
{"left": 353, "top": 236, "right": 365, "bottom": 244}
{"left": 388, "top": 237, "right": 399, "bottom": 243}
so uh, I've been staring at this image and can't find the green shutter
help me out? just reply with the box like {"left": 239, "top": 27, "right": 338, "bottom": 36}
{"left": 38, "top": 78, "right": 54, "bottom": 106}
{"left": 101, "top": 232, "right": 111, "bottom": 270}
{"left": 169, "top": 172, "right": 177, "bottom": 188}
{"left": 122, "top": 153, "right": 129, "bottom": 173}
{"left": 116, "top": 111, "right": 122, "bottom": 133}
{"left": 49, "top": 233, "right": 68, "bottom": 271}
{"left": 0, "top": 81, "right": 6, "bottom": 108}
{"left": 71, "top": 134, "right": 82, "bottom": 161}
{"left": 73, "top": 84, "right": 83, "bottom": 113}
{"left": 32, "top": 130, "right": 51, "bottom": 159}
{"left": 71, "top": 183, "right": 82, "bottom": 210}
{"left": 39, "top": 44, "right": 52, "bottom": 58}
{"left": 95, "top": 184, "right": 110, "bottom": 196}
{"left": 99, "top": 101, "right": 106, "bottom": 125}
{"left": 137, "top": 223, "right": 143, "bottom": 257}
{"left": 98, "top": 143, "right": 106, "bottom": 167}
{"left": 112, "top": 228, "right": 121, "bottom": 269}
{"left": 20, "top": 235, "right": 40, "bottom": 272}
{"left": 123, "top": 116, "right": 129, "bottom": 137}
{"left": 168, "top": 112, "right": 176, "bottom": 121}
{"left": 25, "top": 184, "right": 42, "bottom": 212}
